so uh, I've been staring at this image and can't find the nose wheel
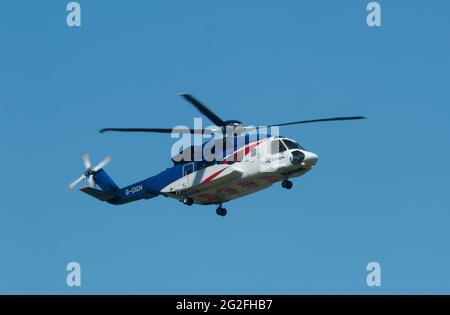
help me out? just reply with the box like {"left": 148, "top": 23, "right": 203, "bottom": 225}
{"left": 281, "top": 179, "right": 293, "bottom": 189}
{"left": 183, "top": 197, "right": 194, "bottom": 206}
{"left": 216, "top": 205, "right": 227, "bottom": 217}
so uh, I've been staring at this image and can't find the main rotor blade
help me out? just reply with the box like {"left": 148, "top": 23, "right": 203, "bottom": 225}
{"left": 81, "top": 153, "right": 91, "bottom": 169}
{"left": 178, "top": 93, "right": 226, "bottom": 126}
{"left": 266, "top": 116, "right": 366, "bottom": 127}
{"left": 93, "top": 155, "right": 112, "bottom": 172}
{"left": 99, "top": 128, "right": 206, "bottom": 134}
{"left": 68, "top": 175, "right": 85, "bottom": 190}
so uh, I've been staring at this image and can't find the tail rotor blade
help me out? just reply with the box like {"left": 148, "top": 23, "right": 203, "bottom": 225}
{"left": 93, "top": 155, "right": 112, "bottom": 172}
{"left": 68, "top": 175, "right": 85, "bottom": 190}
{"left": 87, "top": 176, "right": 95, "bottom": 188}
{"left": 82, "top": 153, "right": 91, "bottom": 169}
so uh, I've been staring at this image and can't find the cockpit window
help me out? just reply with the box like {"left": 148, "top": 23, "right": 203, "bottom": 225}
{"left": 271, "top": 140, "right": 287, "bottom": 154}
{"left": 282, "top": 139, "right": 304, "bottom": 150}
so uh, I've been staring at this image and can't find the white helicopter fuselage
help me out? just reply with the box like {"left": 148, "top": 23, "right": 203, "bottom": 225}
{"left": 160, "top": 136, "right": 319, "bottom": 205}
{"left": 72, "top": 93, "right": 362, "bottom": 217}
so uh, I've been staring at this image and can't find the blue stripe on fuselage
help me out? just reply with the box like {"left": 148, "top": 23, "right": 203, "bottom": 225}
{"left": 106, "top": 164, "right": 185, "bottom": 205}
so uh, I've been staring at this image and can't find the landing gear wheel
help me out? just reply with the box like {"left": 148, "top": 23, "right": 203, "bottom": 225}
{"left": 216, "top": 206, "right": 227, "bottom": 217}
{"left": 282, "top": 179, "right": 293, "bottom": 189}
{"left": 183, "top": 197, "right": 194, "bottom": 206}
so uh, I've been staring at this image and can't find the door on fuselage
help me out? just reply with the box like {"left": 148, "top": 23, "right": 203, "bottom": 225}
{"left": 259, "top": 139, "right": 288, "bottom": 172}
{"left": 182, "top": 162, "right": 194, "bottom": 188}
{"left": 270, "top": 139, "right": 288, "bottom": 161}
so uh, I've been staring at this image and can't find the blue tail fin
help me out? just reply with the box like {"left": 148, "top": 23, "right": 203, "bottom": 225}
{"left": 93, "top": 169, "right": 119, "bottom": 193}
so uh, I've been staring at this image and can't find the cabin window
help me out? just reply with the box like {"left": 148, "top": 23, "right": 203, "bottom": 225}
{"left": 270, "top": 140, "right": 287, "bottom": 154}
{"left": 282, "top": 139, "right": 303, "bottom": 150}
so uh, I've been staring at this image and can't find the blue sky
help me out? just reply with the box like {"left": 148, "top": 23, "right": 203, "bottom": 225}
{"left": 0, "top": 0, "right": 449, "bottom": 294}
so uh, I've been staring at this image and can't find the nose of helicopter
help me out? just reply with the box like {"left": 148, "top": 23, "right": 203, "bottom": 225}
{"left": 303, "top": 151, "right": 319, "bottom": 167}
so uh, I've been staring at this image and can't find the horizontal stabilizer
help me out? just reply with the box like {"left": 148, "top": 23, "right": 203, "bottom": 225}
{"left": 80, "top": 186, "right": 117, "bottom": 202}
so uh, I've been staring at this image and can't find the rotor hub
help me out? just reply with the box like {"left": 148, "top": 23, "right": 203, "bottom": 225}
{"left": 84, "top": 168, "right": 95, "bottom": 177}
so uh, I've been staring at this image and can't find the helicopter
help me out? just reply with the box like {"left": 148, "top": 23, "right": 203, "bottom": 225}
{"left": 69, "top": 93, "right": 365, "bottom": 217}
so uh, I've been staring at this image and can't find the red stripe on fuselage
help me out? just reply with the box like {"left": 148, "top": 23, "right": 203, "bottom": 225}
{"left": 201, "top": 167, "right": 228, "bottom": 184}
{"left": 224, "top": 140, "right": 263, "bottom": 163}
{"left": 202, "top": 139, "right": 267, "bottom": 182}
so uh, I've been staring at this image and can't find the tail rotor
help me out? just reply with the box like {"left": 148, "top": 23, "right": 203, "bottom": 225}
{"left": 68, "top": 153, "right": 112, "bottom": 189}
